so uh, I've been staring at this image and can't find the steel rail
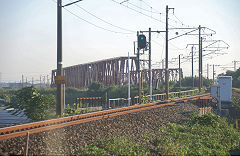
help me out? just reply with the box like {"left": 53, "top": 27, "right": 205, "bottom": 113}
{"left": 0, "top": 93, "right": 210, "bottom": 141}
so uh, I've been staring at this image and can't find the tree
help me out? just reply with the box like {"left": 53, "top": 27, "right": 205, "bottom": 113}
{"left": 221, "top": 68, "right": 240, "bottom": 88}
{"left": 87, "top": 82, "right": 106, "bottom": 97}
{"left": 7, "top": 86, "right": 55, "bottom": 121}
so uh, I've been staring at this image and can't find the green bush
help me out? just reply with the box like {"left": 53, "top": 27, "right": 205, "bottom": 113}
{"left": 220, "top": 69, "right": 240, "bottom": 88}
{"left": 80, "top": 136, "right": 150, "bottom": 155}
{"left": 153, "top": 113, "right": 240, "bottom": 155}
{"left": 6, "top": 86, "right": 56, "bottom": 121}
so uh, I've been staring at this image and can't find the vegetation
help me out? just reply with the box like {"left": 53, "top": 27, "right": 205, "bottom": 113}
{"left": 5, "top": 86, "right": 56, "bottom": 121}
{"left": 0, "top": 77, "right": 208, "bottom": 120}
{"left": 180, "top": 76, "right": 213, "bottom": 88}
{"left": 220, "top": 68, "right": 240, "bottom": 88}
{"left": 0, "top": 78, "right": 207, "bottom": 108}
{"left": 153, "top": 113, "right": 240, "bottom": 155}
{"left": 80, "top": 113, "right": 240, "bottom": 155}
{"left": 232, "top": 88, "right": 240, "bottom": 109}
{"left": 80, "top": 136, "right": 150, "bottom": 155}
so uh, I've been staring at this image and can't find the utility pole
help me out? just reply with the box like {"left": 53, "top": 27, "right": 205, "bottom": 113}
{"left": 148, "top": 27, "right": 152, "bottom": 99}
{"left": 162, "top": 59, "right": 164, "bottom": 69}
{"left": 137, "top": 31, "right": 141, "bottom": 104}
{"left": 22, "top": 75, "right": 24, "bottom": 88}
{"left": 47, "top": 75, "right": 49, "bottom": 87}
{"left": 207, "top": 64, "right": 209, "bottom": 79}
{"left": 40, "top": 75, "right": 42, "bottom": 88}
{"left": 26, "top": 77, "right": 28, "bottom": 86}
{"left": 213, "top": 64, "right": 215, "bottom": 83}
{"left": 128, "top": 52, "right": 130, "bottom": 106}
{"left": 140, "top": 28, "right": 165, "bottom": 98}
{"left": 43, "top": 76, "right": 46, "bottom": 86}
{"left": 191, "top": 46, "right": 194, "bottom": 88}
{"left": 55, "top": 0, "right": 83, "bottom": 115}
{"left": 165, "top": 5, "right": 174, "bottom": 99}
{"left": 32, "top": 77, "right": 34, "bottom": 86}
{"left": 57, "top": 0, "right": 63, "bottom": 116}
{"left": 234, "top": 60, "right": 236, "bottom": 71}
{"left": 198, "top": 25, "right": 201, "bottom": 92}
{"left": 179, "top": 55, "right": 181, "bottom": 88}
{"left": 165, "top": 5, "right": 169, "bottom": 99}
{"left": 200, "top": 37, "right": 203, "bottom": 89}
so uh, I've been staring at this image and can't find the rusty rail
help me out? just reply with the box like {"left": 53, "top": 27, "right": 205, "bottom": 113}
{"left": 0, "top": 93, "right": 211, "bottom": 141}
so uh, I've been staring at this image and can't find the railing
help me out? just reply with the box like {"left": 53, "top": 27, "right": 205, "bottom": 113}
{"left": 134, "top": 89, "right": 199, "bottom": 104}
{"left": 108, "top": 98, "right": 131, "bottom": 108}
{"left": 75, "top": 89, "right": 200, "bottom": 109}
{"left": 76, "top": 97, "right": 104, "bottom": 108}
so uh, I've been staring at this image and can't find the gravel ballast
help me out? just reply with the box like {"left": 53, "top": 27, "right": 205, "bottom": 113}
{"left": 0, "top": 102, "right": 199, "bottom": 155}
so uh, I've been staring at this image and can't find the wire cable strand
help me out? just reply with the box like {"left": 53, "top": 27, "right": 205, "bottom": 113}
{"left": 71, "top": 0, "right": 135, "bottom": 33}
{"left": 126, "top": 1, "right": 162, "bottom": 14}
{"left": 51, "top": 0, "right": 134, "bottom": 34}
{"left": 110, "top": 0, "right": 166, "bottom": 24}
{"left": 64, "top": 7, "right": 134, "bottom": 34}
{"left": 138, "top": 0, "right": 163, "bottom": 14}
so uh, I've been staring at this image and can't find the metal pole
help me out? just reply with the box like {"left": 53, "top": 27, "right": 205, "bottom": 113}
{"left": 47, "top": 75, "right": 49, "bottom": 87}
{"left": 192, "top": 46, "right": 194, "bottom": 88}
{"left": 128, "top": 52, "right": 130, "bottom": 106}
{"left": 234, "top": 60, "right": 236, "bottom": 71}
{"left": 149, "top": 28, "right": 152, "bottom": 99}
{"left": 213, "top": 64, "right": 215, "bottom": 84}
{"left": 40, "top": 75, "right": 42, "bottom": 87}
{"left": 200, "top": 37, "right": 203, "bottom": 88}
{"left": 207, "top": 64, "right": 209, "bottom": 79}
{"left": 179, "top": 55, "right": 181, "bottom": 88}
{"left": 57, "top": 0, "right": 63, "bottom": 116}
{"left": 133, "top": 41, "right": 135, "bottom": 54}
{"left": 106, "top": 92, "right": 108, "bottom": 109}
{"left": 198, "top": 25, "right": 201, "bottom": 92}
{"left": 22, "top": 75, "right": 24, "bottom": 88}
{"left": 137, "top": 31, "right": 142, "bottom": 104}
{"left": 165, "top": 5, "right": 169, "bottom": 99}
{"left": 63, "top": 70, "right": 65, "bottom": 112}
{"left": 162, "top": 59, "right": 164, "bottom": 69}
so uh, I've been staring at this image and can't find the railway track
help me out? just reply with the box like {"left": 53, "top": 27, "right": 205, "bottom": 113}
{"left": 0, "top": 93, "right": 211, "bottom": 141}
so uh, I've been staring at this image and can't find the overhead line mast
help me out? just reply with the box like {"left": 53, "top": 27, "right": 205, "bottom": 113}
{"left": 56, "top": 0, "right": 83, "bottom": 116}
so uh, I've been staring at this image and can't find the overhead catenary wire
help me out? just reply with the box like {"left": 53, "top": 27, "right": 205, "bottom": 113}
{"left": 126, "top": 0, "right": 162, "bottom": 14}
{"left": 70, "top": 0, "right": 135, "bottom": 33}
{"left": 64, "top": 7, "right": 134, "bottom": 34}
{"left": 138, "top": 0, "right": 161, "bottom": 13}
{"left": 110, "top": 0, "right": 168, "bottom": 25}
{"left": 51, "top": 0, "right": 134, "bottom": 34}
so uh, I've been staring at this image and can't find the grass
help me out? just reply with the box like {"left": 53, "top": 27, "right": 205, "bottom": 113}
{"left": 152, "top": 113, "right": 240, "bottom": 155}
{"left": 80, "top": 113, "right": 240, "bottom": 155}
{"left": 80, "top": 136, "right": 150, "bottom": 155}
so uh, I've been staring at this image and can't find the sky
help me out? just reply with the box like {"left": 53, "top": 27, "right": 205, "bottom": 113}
{"left": 0, "top": 0, "right": 240, "bottom": 83}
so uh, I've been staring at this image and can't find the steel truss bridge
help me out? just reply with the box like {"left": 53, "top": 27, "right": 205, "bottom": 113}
{"left": 51, "top": 57, "right": 183, "bottom": 89}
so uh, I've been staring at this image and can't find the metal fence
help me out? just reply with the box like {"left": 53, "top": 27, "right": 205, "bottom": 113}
{"left": 76, "top": 97, "right": 104, "bottom": 108}
{"left": 75, "top": 89, "right": 200, "bottom": 110}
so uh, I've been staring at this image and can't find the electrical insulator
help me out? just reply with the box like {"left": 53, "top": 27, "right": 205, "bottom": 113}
{"left": 138, "top": 34, "right": 146, "bottom": 49}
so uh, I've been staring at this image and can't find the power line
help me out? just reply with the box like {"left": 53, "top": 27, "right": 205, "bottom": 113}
{"left": 71, "top": 0, "right": 135, "bottom": 33}
{"left": 64, "top": 7, "right": 134, "bottom": 34}
{"left": 110, "top": 0, "right": 166, "bottom": 24}
{"left": 126, "top": 0, "right": 162, "bottom": 14}
{"left": 138, "top": 0, "right": 163, "bottom": 14}
{"left": 52, "top": 0, "right": 134, "bottom": 34}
